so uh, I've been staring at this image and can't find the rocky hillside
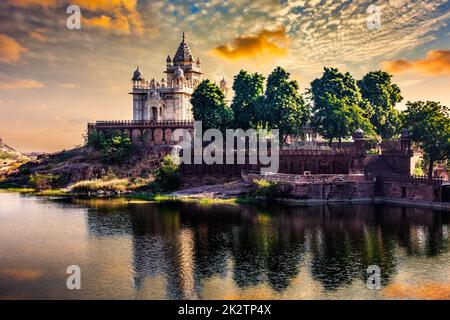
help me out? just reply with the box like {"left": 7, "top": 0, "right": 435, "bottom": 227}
{"left": 1, "top": 144, "right": 170, "bottom": 188}
{"left": 0, "top": 138, "right": 29, "bottom": 177}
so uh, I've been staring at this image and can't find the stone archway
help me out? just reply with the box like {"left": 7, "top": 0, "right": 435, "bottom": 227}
{"left": 151, "top": 107, "right": 158, "bottom": 121}
{"left": 131, "top": 129, "right": 141, "bottom": 143}
{"left": 154, "top": 128, "right": 163, "bottom": 144}
{"left": 164, "top": 128, "right": 172, "bottom": 144}
{"left": 142, "top": 129, "right": 152, "bottom": 143}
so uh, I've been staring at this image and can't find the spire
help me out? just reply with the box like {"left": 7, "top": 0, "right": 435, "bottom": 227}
{"left": 173, "top": 32, "right": 193, "bottom": 63}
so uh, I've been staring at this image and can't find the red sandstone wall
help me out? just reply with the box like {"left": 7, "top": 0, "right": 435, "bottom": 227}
{"left": 375, "top": 178, "right": 442, "bottom": 202}
{"left": 281, "top": 181, "right": 374, "bottom": 200}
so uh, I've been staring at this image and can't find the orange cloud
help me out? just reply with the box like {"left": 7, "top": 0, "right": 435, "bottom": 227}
{"left": 76, "top": 0, "right": 144, "bottom": 35}
{"left": 29, "top": 31, "right": 48, "bottom": 42}
{"left": 0, "top": 78, "right": 45, "bottom": 90}
{"left": 0, "top": 34, "right": 27, "bottom": 64}
{"left": 211, "top": 27, "right": 289, "bottom": 61}
{"left": 5, "top": 0, "right": 144, "bottom": 35}
{"left": 84, "top": 14, "right": 131, "bottom": 35}
{"left": 382, "top": 50, "right": 450, "bottom": 75}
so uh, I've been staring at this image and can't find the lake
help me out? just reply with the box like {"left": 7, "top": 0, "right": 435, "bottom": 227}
{"left": 0, "top": 192, "right": 449, "bottom": 300}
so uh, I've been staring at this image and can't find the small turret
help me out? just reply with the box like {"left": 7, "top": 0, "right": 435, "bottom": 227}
{"left": 132, "top": 67, "right": 143, "bottom": 81}
{"left": 353, "top": 128, "right": 364, "bottom": 140}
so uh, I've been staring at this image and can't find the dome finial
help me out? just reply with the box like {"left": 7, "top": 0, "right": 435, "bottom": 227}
{"left": 182, "top": 31, "right": 185, "bottom": 43}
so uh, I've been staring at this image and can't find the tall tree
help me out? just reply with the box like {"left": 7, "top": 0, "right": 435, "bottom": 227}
{"left": 191, "top": 79, "right": 234, "bottom": 133}
{"left": 231, "top": 70, "right": 265, "bottom": 130}
{"left": 402, "top": 101, "right": 450, "bottom": 178}
{"left": 358, "top": 71, "right": 403, "bottom": 140}
{"left": 261, "top": 67, "right": 309, "bottom": 144}
{"left": 310, "top": 67, "right": 373, "bottom": 145}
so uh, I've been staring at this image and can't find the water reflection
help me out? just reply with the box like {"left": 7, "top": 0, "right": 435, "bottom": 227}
{"left": 76, "top": 199, "right": 449, "bottom": 298}
{"left": 1, "top": 193, "right": 449, "bottom": 300}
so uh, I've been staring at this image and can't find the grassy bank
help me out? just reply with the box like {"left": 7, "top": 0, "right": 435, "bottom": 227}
{"left": 70, "top": 178, "right": 151, "bottom": 193}
{"left": 0, "top": 181, "right": 260, "bottom": 206}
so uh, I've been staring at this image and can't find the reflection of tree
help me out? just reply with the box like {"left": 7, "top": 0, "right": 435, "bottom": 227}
{"left": 375, "top": 206, "right": 449, "bottom": 257}
{"left": 360, "top": 227, "right": 397, "bottom": 287}
{"left": 77, "top": 197, "right": 449, "bottom": 296}
{"left": 266, "top": 228, "right": 305, "bottom": 292}
{"left": 310, "top": 228, "right": 361, "bottom": 291}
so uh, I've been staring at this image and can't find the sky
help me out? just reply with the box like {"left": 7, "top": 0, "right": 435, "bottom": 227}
{"left": 0, "top": 0, "right": 449, "bottom": 152}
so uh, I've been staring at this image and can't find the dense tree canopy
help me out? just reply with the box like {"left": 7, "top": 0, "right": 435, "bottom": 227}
{"left": 191, "top": 79, "right": 234, "bottom": 133}
{"left": 260, "top": 67, "right": 309, "bottom": 144}
{"left": 310, "top": 67, "right": 374, "bottom": 145}
{"left": 402, "top": 101, "right": 450, "bottom": 178}
{"left": 358, "top": 71, "right": 403, "bottom": 140}
{"left": 231, "top": 70, "right": 265, "bottom": 130}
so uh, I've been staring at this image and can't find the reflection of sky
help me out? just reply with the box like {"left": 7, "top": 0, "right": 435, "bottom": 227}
{"left": 0, "top": 1, "right": 449, "bottom": 151}
{"left": 0, "top": 193, "right": 449, "bottom": 299}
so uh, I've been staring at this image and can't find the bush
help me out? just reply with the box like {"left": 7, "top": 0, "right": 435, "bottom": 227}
{"left": 253, "top": 179, "right": 282, "bottom": 200}
{"left": 29, "top": 173, "right": 59, "bottom": 190}
{"left": 86, "top": 130, "right": 133, "bottom": 164}
{"left": 154, "top": 155, "right": 180, "bottom": 192}
{"left": 70, "top": 178, "right": 151, "bottom": 193}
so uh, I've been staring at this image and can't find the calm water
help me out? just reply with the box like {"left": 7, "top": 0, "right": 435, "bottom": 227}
{"left": 0, "top": 192, "right": 449, "bottom": 300}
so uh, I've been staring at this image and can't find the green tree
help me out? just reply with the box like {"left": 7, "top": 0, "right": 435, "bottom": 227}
{"left": 231, "top": 70, "right": 265, "bottom": 130}
{"left": 311, "top": 67, "right": 374, "bottom": 145}
{"left": 191, "top": 79, "right": 234, "bottom": 132}
{"left": 261, "top": 67, "right": 309, "bottom": 144}
{"left": 154, "top": 155, "right": 180, "bottom": 191}
{"left": 402, "top": 101, "right": 450, "bottom": 178}
{"left": 90, "top": 130, "right": 133, "bottom": 164}
{"left": 358, "top": 71, "right": 403, "bottom": 140}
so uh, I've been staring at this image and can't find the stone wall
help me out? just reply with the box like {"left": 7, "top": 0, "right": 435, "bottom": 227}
{"left": 242, "top": 171, "right": 375, "bottom": 201}
{"left": 375, "top": 175, "right": 444, "bottom": 202}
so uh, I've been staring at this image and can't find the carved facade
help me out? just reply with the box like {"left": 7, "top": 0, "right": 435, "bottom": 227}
{"left": 130, "top": 33, "right": 202, "bottom": 122}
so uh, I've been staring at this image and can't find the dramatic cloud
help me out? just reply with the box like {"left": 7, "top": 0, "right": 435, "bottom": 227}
{"left": 382, "top": 50, "right": 450, "bottom": 75}
{"left": 0, "top": 0, "right": 449, "bottom": 151}
{"left": 5, "top": 0, "right": 145, "bottom": 35}
{"left": 77, "top": 0, "right": 145, "bottom": 35}
{"left": 5, "top": 0, "right": 57, "bottom": 7}
{"left": 0, "top": 78, "right": 45, "bottom": 90}
{"left": 0, "top": 34, "right": 27, "bottom": 64}
{"left": 29, "top": 31, "right": 48, "bottom": 42}
{"left": 211, "top": 27, "right": 289, "bottom": 61}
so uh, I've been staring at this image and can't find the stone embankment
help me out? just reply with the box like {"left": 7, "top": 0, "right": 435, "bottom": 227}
{"left": 242, "top": 170, "right": 375, "bottom": 202}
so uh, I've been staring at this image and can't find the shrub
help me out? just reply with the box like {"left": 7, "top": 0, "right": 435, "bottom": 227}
{"left": 154, "top": 155, "right": 180, "bottom": 192}
{"left": 253, "top": 179, "right": 282, "bottom": 199}
{"left": 29, "top": 173, "right": 59, "bottom": 190}
{"left": 86, "top": 130, "right": 133, "bottom": 164}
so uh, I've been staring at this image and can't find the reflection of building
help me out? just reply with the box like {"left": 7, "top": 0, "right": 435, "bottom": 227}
{"left": 81, "top": 200, "right": 449, "bottom": 297}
